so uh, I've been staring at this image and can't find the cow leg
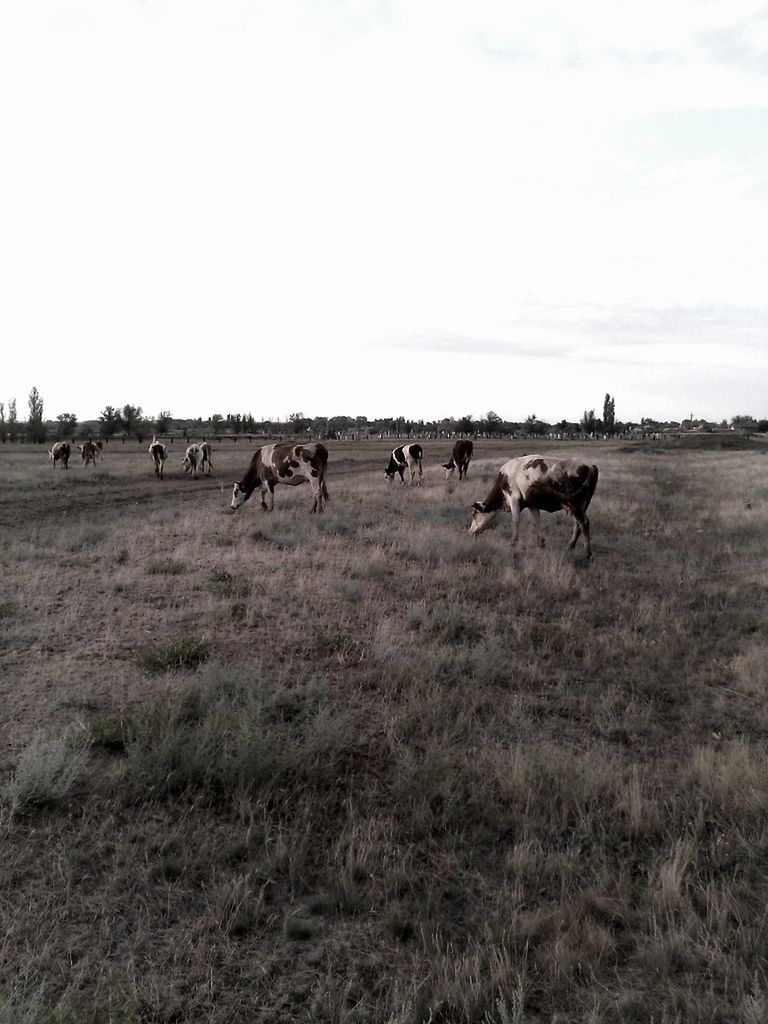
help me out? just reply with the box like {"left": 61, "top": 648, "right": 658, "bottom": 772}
{"left": 568, "top": 519, "right": 580, "bottom": 549}
{"left": 417, "top": 460, "right": 423, "bottom": 486}
{"left": 399, "top": 467, "right": 406, "bottom": 485}
{"left": 509, "top": 503, "right": 522, "bottom": 547}
{"left": 268, "top": 481, "right": 276, "bottom": 511}
{"left": 528, "top": 507, "right": 545, "bottom": 548}
{"left": 575, "top": 512, "right": 592, "bottom": 558}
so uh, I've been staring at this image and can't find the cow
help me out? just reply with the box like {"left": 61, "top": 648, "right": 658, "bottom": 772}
{"left": 149, "top": 437, "right": 168, "bottom": 478}
{"left": 468, "top": 454, "right": 598, "bottom": 558}
{"left": 200, "top": 441, "right": 213, "bottom": 475}
{"left": 78, "top": 441, "right": 98, "bottom": 466}
{"left": 182, "top": 444, "right": 203, "bottom": 479}
{"left": 231, "top": 442, "right": 329, "bottom": 514}
{"left": 95, "top": 440, "right": 103, "bottom": 457}
{"left": 48, "top": 441, "right": 70, "bottom": 469}
{"left": 443, "top": 439, "right": 473, "bottom": 480}
{"left": 385, "top": 443, "right": 423, "bottom": 486}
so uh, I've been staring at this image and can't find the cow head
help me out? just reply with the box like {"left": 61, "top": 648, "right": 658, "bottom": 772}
{"left": 48, "top": 448, "right": 55, "bottom": 461}
{"left": 468, "top": 501, "right": 499, "bottom": 537}
{"left": 443, "top": 461, "right": 456, "bottom": 479}
{"left": 230, "top": 482, "right": 253, "bottom": 510}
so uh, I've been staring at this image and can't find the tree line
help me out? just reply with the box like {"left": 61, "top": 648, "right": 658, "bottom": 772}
{"left": 2, "top": 388, "right": 767, "bottom": 443}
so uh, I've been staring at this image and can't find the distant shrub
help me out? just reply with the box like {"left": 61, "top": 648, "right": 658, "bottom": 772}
{"left": 208, "top": 570, "right": 249, "bottom": 598}
{"left": 3, "top": 727, "right": 89, "bottom": 815}
{"left": 84, "top": 712, "right": 136, "bottom": 752}
{"left": 136, "top": 636, "right": 210, "bottom": 674}
{"left": 146, "top": 559, "right": 185, "bottom": 576}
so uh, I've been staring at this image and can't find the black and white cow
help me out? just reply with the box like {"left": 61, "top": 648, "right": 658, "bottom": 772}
{"left": 385, "top": 443, "right": 423, "bottom": 486}
{"left": 469, "top": 454, "right": 599, "bottom": 558}
{"left": 78, "top": 441, "right": 98, "bottom": 466}
{"left": 231, "top": 442, "right": 329, "bottom": 513}
{"left": 48, "top": 441, "right": 70, "bottom": 469}
{"left": 443, "top": 439, "right": 473, "bottom": 480}
{"left": 149, "top": 437, "right": 167, "bottom": 478}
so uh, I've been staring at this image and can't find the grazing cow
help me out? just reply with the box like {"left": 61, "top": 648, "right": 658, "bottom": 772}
{"left": 149, "top": 437, "right": 168, "bottom": 478}
{"left": 78, "top": 441, "right": 98, "bottom": 466}
{"left": 469, "top": 454, "right": 598, "bottom": 558}
{"left": 48, "top": 441, "right": 70, "bottom": 469}
{"left": 200, "top": 441, "right": 213, "bottom": 475}
{"left": 443, "top": 439, "right": 473, "bottom": 480}
{"left": 182, "top": 444, "right": 204, "bottom": 479}
{"left": 231, "top": 442, "right": 329, "bottom": 513}
{"left": 385, "top": 443, "right": 423, "bottom": 486}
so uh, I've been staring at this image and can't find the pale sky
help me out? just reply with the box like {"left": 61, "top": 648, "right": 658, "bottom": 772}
{"left": 2, "top": 0, "right": 767, "bottom": 424}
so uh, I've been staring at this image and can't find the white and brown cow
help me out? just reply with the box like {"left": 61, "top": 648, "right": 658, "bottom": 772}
{"left": 78, "top": 441, "right": 98, "bottom": 466}
{"left": 149, "top": 437, "right": 168, "bottom": 478}
{"left": 183, "top": 442, "right": 213, "bottom": 479}
{"left": 48, "top": 441, "right": 70, "bottom": 469}
{"left": 231, "top": 442, "right": 329, "bottom": 513}
{"left": 443, "top": 439, "right": 473, "bottom": 480}
{"left": 469, "top": 454, "right": 598, "bottom": 558}
{"left": 385, "top": 443, "right": 423, "bottom": 486}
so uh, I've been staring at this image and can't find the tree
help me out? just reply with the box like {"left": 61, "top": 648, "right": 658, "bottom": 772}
{"left": 485, "top": 410, "right": 503, "bottom": 435}
{"left": 56, "top": 413, "right": 77, "bottom": 439}
{"left": 580, "top": 409, "right": 596, "bottom": 434}
{"left": 289, "top": 412, "right": 310, "bottom": 435}
{"left": 99, "top": 406, "right": 120, "bottom": 438}
{"left": 117, "top": 404, "right": 143, "bottom": 437}
{"left": 603, "top": 393, "right": 615, "bottom": 434}
{"left": 8, "top": 398, "right": 17, "bottom": 442}
{"left": 155, "top": 410, "right": 172, "bottom": 434}
{"left": 458, "top": 414, "right": 475, "bottom": 434}
{"left": 0, "top": 402, "right": 5, "bottom": 443}
{"left": 27, "top": 387, "right": 45, "bottom": 443}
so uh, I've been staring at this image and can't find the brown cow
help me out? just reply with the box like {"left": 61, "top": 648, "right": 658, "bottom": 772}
{"left": 443, "top": 439, "right": 473, "bottom": 480}
{"left": 469, "top": 454, "right": 598, "bottom": 558}
{"left": 48, "top": 442, "right": 70, "bottom": 469}
{"left": 231, "top": 442, "right": 329, "bottom": 513}
{"left": 78, "top": 442, "right": 98, "bottom": 466}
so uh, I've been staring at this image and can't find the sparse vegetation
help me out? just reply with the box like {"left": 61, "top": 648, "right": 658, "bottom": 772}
{"left": 0, "top": 437, "right": 767, "bottom": 1022}
{"left": 135, "top": 636, "right": 210, "bottom": 674}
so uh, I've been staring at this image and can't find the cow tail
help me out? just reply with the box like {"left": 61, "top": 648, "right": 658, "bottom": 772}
{"left": 321, "top": 478, "right": 329, "bottom": 501}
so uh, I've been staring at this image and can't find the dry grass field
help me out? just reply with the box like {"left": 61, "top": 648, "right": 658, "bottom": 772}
{"left": 1, "top": 436, "right": 767, "bottom": 1023}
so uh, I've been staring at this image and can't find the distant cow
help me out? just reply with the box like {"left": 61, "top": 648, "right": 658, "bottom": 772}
{"left": 231, "top": 442, "right": 329, "bottom": 513}
{"left": 182, "top": 444, "right": 203, "bottom": 479}
{"left": 385, "top": 443, "right": 423, "bottom": 486}
{"left": 443, "top": 439, "right": 473, "bottom": 480}
{"left": 48, "top": 442, "right": 70, "bottom": 469}
{"left": 469, "top": 454, "right": 598, "bottom": 558}
{"left": 78, "top": 441, "right": 98, "bottom": 466}
{"left": 200, "top": 442, "right": 213, "bottom": 475}
{"left": 149, "top": 437, "right": 168, "bottom": 478}
{"left": 183, "top": 442, "right": 213, "bottom": 479}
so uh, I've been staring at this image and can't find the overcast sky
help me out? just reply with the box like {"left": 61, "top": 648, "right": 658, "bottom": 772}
{"left": 2, "top": 0, "right": 767, "bottom": 423}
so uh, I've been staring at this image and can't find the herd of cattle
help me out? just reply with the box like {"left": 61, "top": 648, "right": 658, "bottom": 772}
{"left": 46, "top": 436, "right": 598, "bottom": 556}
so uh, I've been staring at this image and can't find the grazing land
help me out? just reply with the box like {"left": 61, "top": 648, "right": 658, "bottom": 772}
{"left": 1, "top": 436, "right": 767, "bottom": 1023}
